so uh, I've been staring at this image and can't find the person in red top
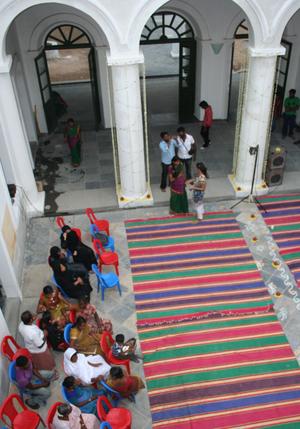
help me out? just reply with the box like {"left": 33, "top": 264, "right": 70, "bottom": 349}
{"left": 199, "top": 100, "right": 213, "bottom": 149}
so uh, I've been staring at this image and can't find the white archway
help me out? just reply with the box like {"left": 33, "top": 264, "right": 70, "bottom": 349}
{"left": 0, "top": 0, "right": 121, "bottom": 68}
{"left": 128, "top": 0, "right": 268, "bottom": 54}
{"left": 272, "top": 0, "right": 300, "bottom": 45}
{"left": 28, "top": 12, "right": 108, "bottom": 51}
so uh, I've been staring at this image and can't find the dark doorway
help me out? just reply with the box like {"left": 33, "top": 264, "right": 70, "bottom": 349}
{"left": 35, "top": 25, "right": 101, "bottom": 132}
{"left": 140, "top": 12, "right": 196, "bottom": 123}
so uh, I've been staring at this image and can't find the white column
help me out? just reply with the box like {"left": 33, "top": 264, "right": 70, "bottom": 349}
{"left": 107, "top": 54, "right": 152, "bottom": 208}
{"left": 0, "top": 59, "right": 44, "bottom": 214}
{"left": 230, "top": 46, "right": 285, "bottom": 196}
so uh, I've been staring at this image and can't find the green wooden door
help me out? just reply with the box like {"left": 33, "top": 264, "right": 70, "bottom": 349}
{"left": 35, "top": 51, "right": 57, "bottom": 133}
{"left": 88, "top": 47, "right": 101, "bottom": 130}
{"left": 179, "top": 39, "right": 196, "bottom": 123}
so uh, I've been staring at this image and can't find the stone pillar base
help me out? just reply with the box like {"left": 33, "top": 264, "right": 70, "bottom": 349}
{"left": 117, "top": 183, "right": 153, "bottom": 209}
{"left": 228, "top": 174, "right": 269, "bottom": 198}
{"left": 25, "top": 190, "right": 45, "bottom": 216}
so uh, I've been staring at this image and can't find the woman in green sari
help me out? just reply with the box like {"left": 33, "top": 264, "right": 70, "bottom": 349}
{"left": 168, "top": 156, "right": 189, "bottom": 214}
{"left": 64, "top": 118, "right": 81, "bottom": 167}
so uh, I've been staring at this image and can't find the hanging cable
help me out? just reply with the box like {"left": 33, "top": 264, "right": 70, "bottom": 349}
{"left": 232, "top": 39, "right": 249, "bottom": 175}
{"left": 262, "top": 56, "right": 281, "bottom": 179}
{"left": 105, "top": 61, "right": 120, "bottom": 196}
{"left": 141, "top": 62, "right": 151, "bottom": 188}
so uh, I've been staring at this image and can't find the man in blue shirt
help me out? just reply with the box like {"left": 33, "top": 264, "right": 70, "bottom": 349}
{"left": 159, "top": 131, "right": 178, "bottom": 192}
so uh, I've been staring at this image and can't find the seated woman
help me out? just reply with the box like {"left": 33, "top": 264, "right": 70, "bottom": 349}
{"left": 64, "top": 348, "right": 110, "bottom": 386}
{"left": 37, "top": 285, "right": 70, "bottom": 328}
{"left": 62, "top": 376, "right": 102, "bottom": 415}
{"left": 70, "top": 316, "right": 103, "bottom": 356}
{"left": 52, "top": 403, "right": 99, "bottom": 429}
{"left": 106, "top": 366, "right": 145, "bottom": 398}
{"left": 75, "top": 296, "right": 113, "bottom": 334}
{"left": 40, "top": 311, "right": 68, "bottom": 352}
{"left": 49, "top": 246, "right": 68, "bottom": 269}
{"left": 61, "top": 225, "right": 97, "bottom": 271}
{"left": 53, "top": 262, "right": 92, "bottom": 300}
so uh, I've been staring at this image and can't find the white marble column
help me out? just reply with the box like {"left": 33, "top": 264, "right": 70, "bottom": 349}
{"left": 230, "top": 46, "right": 285, "bottom": 196}
{"left": 0, "top": 58, "right": 44, "bottom": 214}
{"left": 107, "top": 54, "right": 152, "bottom": 208}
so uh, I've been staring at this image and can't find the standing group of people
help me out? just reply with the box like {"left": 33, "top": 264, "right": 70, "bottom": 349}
{"left": 159, "top": 100, "right": 212, "bottom": 221}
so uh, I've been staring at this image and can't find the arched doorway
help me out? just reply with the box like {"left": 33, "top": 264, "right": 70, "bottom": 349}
{"left": 140, "top": 12, "right": 196, "bottom": 123}
{"left": 35, "top": 24, "right": 101, "bottom": 132}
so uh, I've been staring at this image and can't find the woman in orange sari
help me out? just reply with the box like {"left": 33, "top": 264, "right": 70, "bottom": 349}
{"left": 37, "top": 285, "right": 70, "bottom": 328}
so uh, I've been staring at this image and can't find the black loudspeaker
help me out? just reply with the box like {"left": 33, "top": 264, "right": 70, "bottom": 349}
{"left": 265, "top": 168, "right": 284, "bottom": 186}
{"left": 265, "top": 146, "right": 286, "bottom": 187}
{"left": 267, "top": 146, "right": 287, "bottom": 169}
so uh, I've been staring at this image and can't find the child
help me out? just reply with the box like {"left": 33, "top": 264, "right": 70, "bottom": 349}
{"left": 111, "top": 334, "right": 141, "bottom": 363}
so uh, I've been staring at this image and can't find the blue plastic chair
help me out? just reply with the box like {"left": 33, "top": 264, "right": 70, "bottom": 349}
{"left": 100, "top": 423, "right": 112, "bottom": 429}
{"left": 51, "top": 275, "right": 72, "bottom": 300}
{"left": 64, "top": 323, "right": 72, "bottom": 345}
{"left": 89, "top": 224, "right": 115, "bottom": 252}
{"left": 100, "top": 380, "right": 121, "bottom": 407}
{"left": 92, "top": 264, "right": 121, "bottom": 301}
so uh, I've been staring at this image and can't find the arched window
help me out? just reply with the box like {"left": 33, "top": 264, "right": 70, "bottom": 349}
{"left": 45, "top": 25, "right": 91, "bottom": 49}
{"left": 234, "top": 20, "right": 249, "bottom": 39}
{"left": 140, "top": 12, "right": 194, "bottom": 44}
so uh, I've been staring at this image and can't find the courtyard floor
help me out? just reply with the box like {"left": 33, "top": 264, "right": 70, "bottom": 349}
{"left": 5, "top": 196, "right": 300, "bottom": 428}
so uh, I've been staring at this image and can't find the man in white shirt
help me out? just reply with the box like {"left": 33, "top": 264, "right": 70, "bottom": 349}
{"left": 176, "top": 127, "right": 196, "bottom": 180}
{"left": 19, "top": 310, "right": 56, "bottom": 373}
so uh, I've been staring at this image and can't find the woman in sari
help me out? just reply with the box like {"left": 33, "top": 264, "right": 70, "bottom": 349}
{"left": 106, "top": 366, "right": 145, "bottom": 398}
{"left": 70, "top": 316, "right": 103, "bottom": 356}
{"left": 75, "top": 296, "right": 113, "bottom": 335}
{"left": 37, "top": 285, "right": 70, "bottom": 328}
{"left": 186, "top": 162, "right": 208, "bottom": 221}
{"left": 52, "top": 403, "right": 99, "bottom": 429}
{"left": 62, "top": 376, "right": 102, "bottom": 415}
{"left": 168, "top": 156, "right": 189, "bottom": 215}
{"left": 64, "top": 348, "right": 110, "bottom": 386}
{"left": 40, "top": 311, "right": 68, "bottom": 352}
{"left": 64, "top": 118, "right": 81, "bottom": 167}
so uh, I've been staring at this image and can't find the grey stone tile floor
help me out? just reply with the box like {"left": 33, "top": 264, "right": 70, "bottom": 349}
{"left": 5, "top": 198, "right": 300, "bottom": 428}
{"left": 36, "top": 72, "right": 300, "bottom": 214}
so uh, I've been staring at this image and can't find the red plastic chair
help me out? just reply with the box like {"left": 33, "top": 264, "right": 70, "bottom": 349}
{"left": 97, "top": 395, "right": 131, "bottom": 429}
{"left": 101, "top": 331, "right": 130, "bottom": 375}
{"left": 86, "top": 208, "right": 110, "bottom": 236}
{"left": 0, "top": 394, "right": 45, "bottom": 428}
{"left": 69, "top": 309, "right": 76, "bottom": 324}
{"left": 55, "top": 216, "right": 82, "bottom": 240}
{"left": 1, "top": 336, "right": 21, "bottom": 361}
{"left": 46, "top": 401, "right": 63, "bottom": 429}
{"left": 93, "top": 239, "right": 119, "bottom": 276}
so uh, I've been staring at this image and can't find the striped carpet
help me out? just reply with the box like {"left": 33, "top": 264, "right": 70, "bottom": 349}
{"left": 257, "top": 193, "right": 300, "bottom": 287}
{"left": 125, "top": 211, "right": 300, "bottom": 428}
